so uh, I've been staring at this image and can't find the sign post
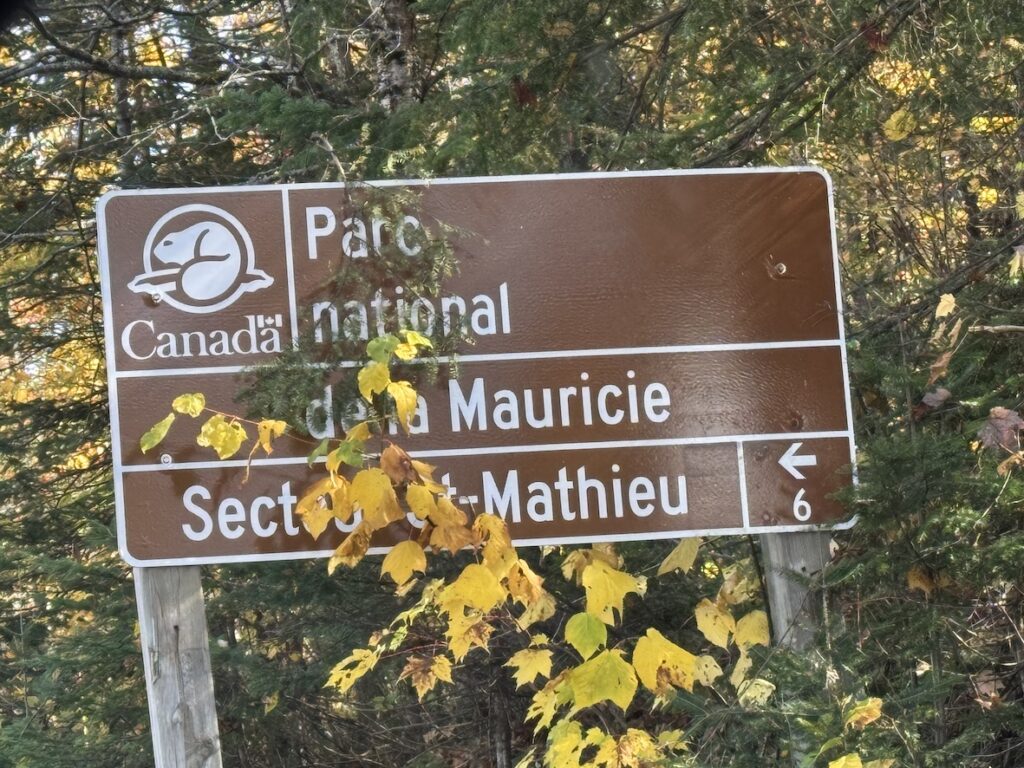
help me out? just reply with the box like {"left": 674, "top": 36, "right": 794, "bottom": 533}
{"left": 134, "top": 566, "right": 222, "bottom": 767}
{"left": 97, "top": 168, "right": 856, "bottom": 763}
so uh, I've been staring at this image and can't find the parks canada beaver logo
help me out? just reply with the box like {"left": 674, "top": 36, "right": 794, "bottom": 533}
{"left": 128, "top": 204, "right": 273, "bottom": 314}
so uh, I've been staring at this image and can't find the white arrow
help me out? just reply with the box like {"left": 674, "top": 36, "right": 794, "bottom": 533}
{"left": 779, "top": 442, "right": 817, "bottom": 480}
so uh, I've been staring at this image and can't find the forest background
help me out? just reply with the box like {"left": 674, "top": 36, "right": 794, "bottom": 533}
{"left": 0, "top": 1, "right": 1022, "bottom": 766}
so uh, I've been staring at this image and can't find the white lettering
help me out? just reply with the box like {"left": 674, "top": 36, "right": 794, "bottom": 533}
{"left": 122, "top": 319, "right": 156, "bottom": 360}
{"left": 218, "top": 498, "right": 247, "bottom": 539}
{"left": 250, "top": 496, "right": 278, "bottom": 537}
{"left": 483, "top": 470, "right": 521, "bottom": 523}
{"left": 470, "top": 293, "right": 496, "bottom": 334}
{"left": 526, "top": 481, "right": 553, "bottom": 522}
{"left": 306, "top": 206, "right": 336, "bottom": 260}
{"left": 628, "top": 477, "right": 656, "bottom": 517}
{"left": 396, "top": 215, "right": 423, "bottom": 256}
{"left": 182, "top": 485, "right": 213, "bottom": 541}
{"left": 645, "top": 383, "right": 671, "bottom": 423}
{"left": 180, "top": 482, "right": 304, "bottom": 543}
{"left": 342, "top": 216, "right": 369, "bottom": 259}
{"left": 450, "top": 378, "right": 487, "bottom": 432}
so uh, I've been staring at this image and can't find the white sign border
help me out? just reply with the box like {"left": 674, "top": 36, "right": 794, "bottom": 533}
{"left": 96, "top": 166, "right": 858, "bottom": 568}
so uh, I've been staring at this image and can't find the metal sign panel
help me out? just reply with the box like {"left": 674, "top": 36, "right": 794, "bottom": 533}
{"left": 97, "top": 168, "right": 856, "bottom": 566}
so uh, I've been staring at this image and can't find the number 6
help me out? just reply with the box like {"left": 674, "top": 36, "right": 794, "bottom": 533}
{"left": 793, "top": 488, "right": 812, "bottom": 521}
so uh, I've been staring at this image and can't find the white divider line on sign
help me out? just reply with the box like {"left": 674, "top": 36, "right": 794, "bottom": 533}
{"left": 737, "top": 442, "right": 751, "bottom": 529}
{"left": 281, "top": 189, "right": 301, "bottom": 346}
{"left": 112, "top": 337, "right": 847, "bottom": 379}
{"left": 120, "top": 430, "right": 854, "bottom": 473}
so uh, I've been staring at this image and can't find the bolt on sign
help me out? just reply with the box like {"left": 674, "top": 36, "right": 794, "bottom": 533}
{"left": 97, "top": 168, "right": 857, "bottom": 567}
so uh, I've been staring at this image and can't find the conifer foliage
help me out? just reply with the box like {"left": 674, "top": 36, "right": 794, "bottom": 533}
{"left": 0, "top": 1, "right": 1022, "bottom": 766}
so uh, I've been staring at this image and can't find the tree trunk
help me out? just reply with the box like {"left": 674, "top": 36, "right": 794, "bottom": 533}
{"left": 368, "top": 0, "right": 416, "bottom": 111}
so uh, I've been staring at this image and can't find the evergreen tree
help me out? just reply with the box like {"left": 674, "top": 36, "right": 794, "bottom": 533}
{"left": 0, "top": 1, "right": 1021, "bottom": 765}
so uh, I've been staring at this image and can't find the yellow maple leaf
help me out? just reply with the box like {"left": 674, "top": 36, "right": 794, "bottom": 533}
{"left": 527, "top": 671, "right": 572, "bottom": 731}
{"left": 399, "top": 654, "right": 453, "bottom": 700}
{"left": 568, "top": 649, "right": 638, "bottom": 711}
{"left": 582, "top": 560, "right": 646, "bottom": 625}
{"left": 140, "top": 413, "right": 174, "bottom": 453}
{"left": 695, "top": 598, "right": 735, "bottom": 649}
{"left": 657, "top": 537, "right": 702, "bottom": 576}
{"left": 430, "top": 495, "right": 468, "bottom": 527}
{"left": 350, "top": 468, "right": 402, "bottom": 529}
{"left": 328, "top": 523, "right": 371, "bottom": 574}
{"left": 561, "top": 547, "right": 620, "bottom": 584}
{"left": 411, "top": 459, "right": 446, "bottom": 493}
{"left": 484, "top": 545, "right": 518, "bottom": 580}
{"left": 346, "top": 421, "right": 372, "bottom": 442}
{"left": 845, "top": 697, "right": 884, "bottom": 729}
{"left": 935, "top": 293, "right": 956, "bottom": 319}
{"left": 297, "top": 476, "right": 338, "bottom": 538}
{"left": 445, "top": 610, "right": 493, "bottom": 661}
{"left": 611, "top": 729, "right": 662, "bottom": 767}
{"left": 475, "top": 514, "right": 516, "bottom": 569}
{"left": 734, "top": 610, "right": 770, "bottom": 649}
{"left": 171, "top": 392, "right": 205, "bottom": 417}
{"left": 730, "top": 651, "right": 753, "bottom": 689}
{"left": 439, "top": 563, "right": 506, "bottom": 615}
{"left": 357, "top": 361, "right": 391, "bottom": 402}
{"left": 632, "top": 628, "right": 699, "bottom": 694}
{"left": 432, "top": 655, "right": 453, "bottom": 684}
{"left": 694, "top": 654, "right": 723, "bottom": 687}
{"left": 301, "top": 502, "right": 335, "bottom": 541}
{"left": 591, "top": 733, "right": 621, "bottom": 767}
{"left": 882, "top": 108, "right": 916, "bottom": 140}
{"left": 380, "top": 443, "right": 416, "bottom": 484}
{"left": 387, "top": 379, "right": 418, "bottom": 432}
{"left": 505, "top": 647, "right": 553, "bottom": 688}
{"left": 381, "top": 540, "right": 426, "bottom": 586}
{"left": 326, "top": 647, "right": 379, "bottom": 694}
{"left": 737, "top": 677, "right": 776, "bottom": 706}
{"left": 393, "top": 342, "right": 419, "bottom": 360}
{"left": 405, "top": 484, "right": 437, "bottom": 520}
{"left": 329, "top": 478, "right": 351, "bottom": 523}
{"left": 517, "top": 589, "right": 557, "bottom": 630}
{"left": 196, "top": 414, "right": 247, "bottom": 459}
{"left": 1009, "top": 246, "right": 1024, "bottom": 278}
{"left": 401, "top": 329, "right": 433, "bottom": 349}
{"left": 717, "top": 559, "right": 758, "bottom": 605}
{"left": 657, "top": 728, "right": 687, "bottom": 751}
{"left": 256, "top": 419, "right": 287, "bottom": 455}
{"left": 564, "top": 611, "right": 607, "bottom": 660}
{"left": 430, "top": 523, "right": 474, "bottom": 555}
{"left": 828, "top": 754, "right": 863, "bottom": 768}
{"left": 546, "top": 720, "right": 585, "bottom": 767}
{"left": 507, "top": 559, "right": 545, "bottom": 605}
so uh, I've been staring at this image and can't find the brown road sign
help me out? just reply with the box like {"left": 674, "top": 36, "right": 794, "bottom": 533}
{"left": 97, "top": 168, "right": 857, "bottom": 566}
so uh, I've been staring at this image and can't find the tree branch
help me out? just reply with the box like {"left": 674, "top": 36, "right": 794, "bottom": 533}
{"left": 23, "top": 6, "right": 265, "bottom": 85}
{"left": 581, "top": 2, "right": 692, "bottom": 62}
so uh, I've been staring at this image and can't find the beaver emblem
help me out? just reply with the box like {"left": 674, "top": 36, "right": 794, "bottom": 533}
{"left": 128, "top": 207, "right": 273, "bottom": 312}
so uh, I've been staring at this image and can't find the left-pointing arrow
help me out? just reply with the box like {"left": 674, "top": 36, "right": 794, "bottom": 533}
{"left": 779, "top": 441, "right": 817, "bottom": 480}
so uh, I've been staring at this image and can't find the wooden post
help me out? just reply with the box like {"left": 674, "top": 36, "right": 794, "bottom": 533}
{"left": 759, "top": 531, "right": 831, "bottom": 650}
{"left": 134, "top": 566, "right": 223, "bottom": 768}
{"left": 760, "top": 531, "right": 832, "bottom": 765}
